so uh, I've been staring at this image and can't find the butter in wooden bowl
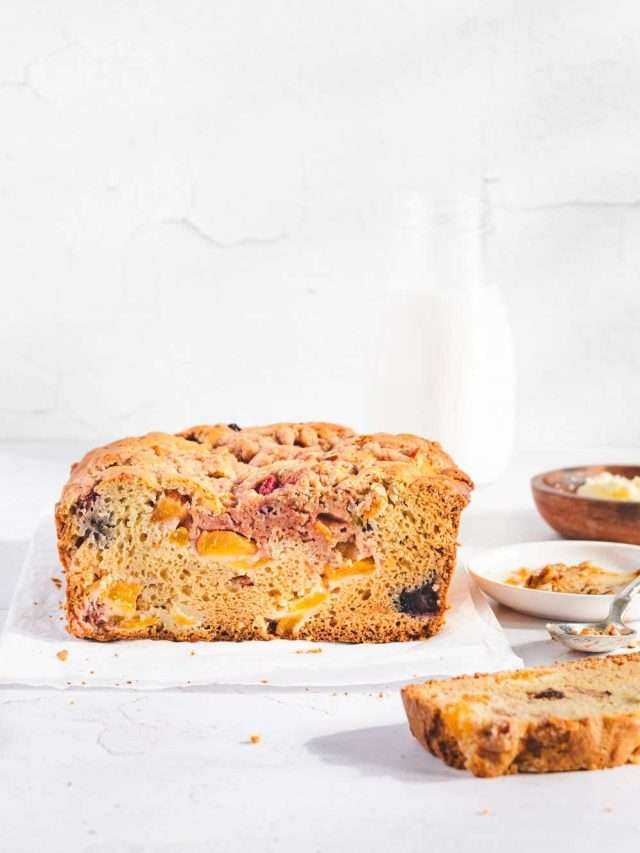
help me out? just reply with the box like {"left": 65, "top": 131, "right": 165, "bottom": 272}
{"left": 577, "top": 472, "right": 640, "bottom": 502}
{"left": 531, "top": 464, "right": 640, "bottom": 544}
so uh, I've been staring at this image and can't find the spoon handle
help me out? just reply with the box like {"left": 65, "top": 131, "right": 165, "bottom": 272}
{"left": 608, "top": 574, "right": 640, "bottom": 624}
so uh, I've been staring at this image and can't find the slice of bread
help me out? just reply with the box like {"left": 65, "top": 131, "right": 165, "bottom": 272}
{"left": 402, "top": 653, "right": 640, "bottom": 776}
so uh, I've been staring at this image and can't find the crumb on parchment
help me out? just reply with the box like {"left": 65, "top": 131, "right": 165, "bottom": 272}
{"left": 56, "top": 650, "right": 68, "bottom": 662}
{"left": 51, "top": 577, "right": 62, "bottom": 589}
{"left": 295, "top": 648, "right": 323, "bottom": 655}
{"left": 249, "top": 735, "right": 261, "bottom": 745}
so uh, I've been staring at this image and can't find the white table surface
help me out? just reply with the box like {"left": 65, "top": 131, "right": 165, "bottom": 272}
{"left": 1, "top": 442, "right": 639, "bottom": 853}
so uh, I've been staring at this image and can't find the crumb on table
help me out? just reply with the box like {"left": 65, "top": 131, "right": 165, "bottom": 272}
{"left": 56, "top": 649, "right": 69, "bottom": 662}
{"left": 249, "top": 734, "right": 261, "bottom": 745}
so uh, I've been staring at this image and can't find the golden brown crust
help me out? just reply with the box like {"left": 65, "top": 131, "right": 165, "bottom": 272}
{"left": 402, "top": 653, "right": 640, "bottom": 776}
{"left": 57, "top": 422, "right": 472, "bottom": 511}
{"left": 56, "top": 422, "right": 472, "bottom": 643}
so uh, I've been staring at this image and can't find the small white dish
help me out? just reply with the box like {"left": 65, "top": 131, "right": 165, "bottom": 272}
{"left": 467, "top": 540, "right": 640, "bottom": 622}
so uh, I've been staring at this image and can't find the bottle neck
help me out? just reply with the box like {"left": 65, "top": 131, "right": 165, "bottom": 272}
{"left": 390, "top": 196, "right": 490, "bottom": 293}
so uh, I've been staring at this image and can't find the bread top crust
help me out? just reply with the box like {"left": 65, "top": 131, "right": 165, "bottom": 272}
{"left": 402, "top": 652, "right": 640, "bottom": 721}
{"left": 57, "top": 422, "right": 473, "bottom": 515}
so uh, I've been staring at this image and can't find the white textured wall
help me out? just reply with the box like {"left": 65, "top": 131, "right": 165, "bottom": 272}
{"left": 2, "top": 1, "right": 640, "bottom": 449}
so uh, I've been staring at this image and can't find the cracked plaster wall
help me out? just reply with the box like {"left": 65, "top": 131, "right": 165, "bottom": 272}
{"left": 1, "top": 2, "right": 639, "bottom": 448}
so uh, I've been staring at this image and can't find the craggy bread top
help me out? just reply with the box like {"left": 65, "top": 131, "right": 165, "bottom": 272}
{"left": 57, "top": 422, "right": 474, "bottom": 515}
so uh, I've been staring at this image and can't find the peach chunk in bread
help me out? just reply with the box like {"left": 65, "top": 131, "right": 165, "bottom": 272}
{"left": 55, "top": 422, "right": 472, "bottom": 642}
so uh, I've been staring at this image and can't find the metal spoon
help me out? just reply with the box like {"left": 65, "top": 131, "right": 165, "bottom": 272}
{"left": 546, "top": 573, "right": 640, "bottom": 653}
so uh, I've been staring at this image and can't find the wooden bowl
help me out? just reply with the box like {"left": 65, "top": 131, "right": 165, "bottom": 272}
{"left": 531, "top": 464, "right": 640, "bottom": 544}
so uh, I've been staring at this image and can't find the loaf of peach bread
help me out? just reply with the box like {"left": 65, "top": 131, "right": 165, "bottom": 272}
{"left": 402, "top": 653, "right": 640, "bottom": 776}
{"left": 55, "top": 422, "right": 472, "bottom": 642}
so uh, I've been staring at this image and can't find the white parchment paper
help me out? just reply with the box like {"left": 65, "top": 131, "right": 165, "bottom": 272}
{"left": 0, "top": 516, "right": 521, "bottom": 688}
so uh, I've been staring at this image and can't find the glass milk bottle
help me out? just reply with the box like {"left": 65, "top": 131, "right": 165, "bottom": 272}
{"left": 369, "top": 196, "right": 516, "bottom": 485}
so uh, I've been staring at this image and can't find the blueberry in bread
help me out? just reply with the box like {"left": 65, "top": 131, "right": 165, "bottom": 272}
{"left": 402, "top": 653, "right": 640, "bottom": 776}
{"left": 55, "top": 422, "right": 472, "bottom": 642}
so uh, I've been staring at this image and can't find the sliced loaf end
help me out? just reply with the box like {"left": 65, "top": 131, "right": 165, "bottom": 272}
{"left": 402, "top": 653, "right": 640, "bottom": 777}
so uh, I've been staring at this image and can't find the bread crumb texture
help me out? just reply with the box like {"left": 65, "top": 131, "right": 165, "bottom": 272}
{"left": 402, "top": 653, "right": 640, "bottom": 776}
{"left": 55, "top": 422, "right": 472, "bottom": 643}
